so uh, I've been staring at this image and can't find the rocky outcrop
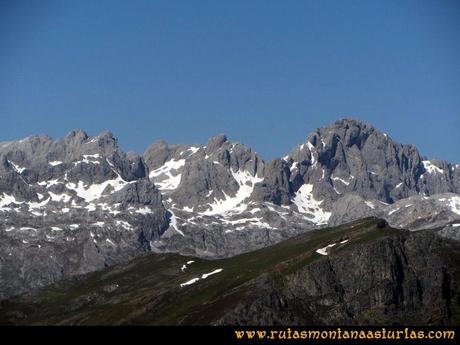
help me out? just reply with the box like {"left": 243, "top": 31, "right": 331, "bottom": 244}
{"left": 215, "top": 231, "right": 460, "bottom": 325}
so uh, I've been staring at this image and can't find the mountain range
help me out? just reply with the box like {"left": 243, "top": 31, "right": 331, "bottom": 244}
{"left": 1, "top": 118, "right": 459, "bottom": 303}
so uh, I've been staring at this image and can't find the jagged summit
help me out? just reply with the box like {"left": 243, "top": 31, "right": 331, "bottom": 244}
{"left": 1, "top": 118, "right": 459, "bottom": 301}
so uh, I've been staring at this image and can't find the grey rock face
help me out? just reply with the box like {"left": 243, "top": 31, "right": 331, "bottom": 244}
{"left": 0, "top": 130, "right": 168, "bottom": 299}
{"left": 216, "top": 231, "right": 459, "bottom": 326}
{"left": 145, "top": 118, "right": 460, "bottom": 259}
{"left": 1, "top": 118, "right": 459, "bottom": 299}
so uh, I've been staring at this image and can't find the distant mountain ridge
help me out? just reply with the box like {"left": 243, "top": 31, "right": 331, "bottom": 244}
{"left": 1, "top": 118, "right": 459, "bottom": 299}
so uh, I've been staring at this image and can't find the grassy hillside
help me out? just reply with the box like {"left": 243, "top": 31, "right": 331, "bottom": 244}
{"left": 0, "top": 218, "right": 447, "bottom": 325}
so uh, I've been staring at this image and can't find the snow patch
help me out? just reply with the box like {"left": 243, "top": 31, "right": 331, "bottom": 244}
{"left": 20, "top": 227, "right": 37, "bottom": 232}
{"left": 202, "top": 170, "right": 263, "bottom": 216}
{"left": 0, "top": 193, "right": 24, "bottom": 209}
{"left": 135, "top": 206, "right": 153, "bottom": 215}
{"left": 180, "top": 278, "right": 200, "bottom": 287}
{"left": 8, "top": 160, "right": 26, "bottom": 173}
{"left": 149, "top": 158, "right": 186, "bottom": 191}
{"left": 292, "top": 184, "right": 331, "bottom": 225}
{"left": 168, "top": 210, "right": 184, "bottom": 236}
{"left": 179, "top": 268, "right": 223, "bottom": 287}
{"left": 422, "top": 160, "right": 444, "bottom": 174}
{"left": 201, "top": 268, "right": 223, "bottom": 279}
{"left": 316, "top": 243, "right": 336, "bottom": 256}
{"left": 115, "top": 220, "right": 133, "bottom": 230}
{"left": 365, "top": 201, "right": 375, "bottom": 209}
{"left": 66, "top": 175, "right": 128, "bottom": 202}
{"left": 448, "top": 196, "right": 460, "bottom": 215}
{"left": 388, "top": 208, "right": 400, "bottom": 216}
{"left": 331, "top": 176, "right": 350, "bottom": 186}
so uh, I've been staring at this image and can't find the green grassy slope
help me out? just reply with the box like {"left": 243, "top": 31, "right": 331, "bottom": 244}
{"left": 0, "top": 218, "right": 407, "bottom": 325}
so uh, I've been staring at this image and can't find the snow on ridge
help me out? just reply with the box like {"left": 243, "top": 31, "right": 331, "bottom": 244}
{"left": 292, "top": 184, "right": 331, "bottom": 225}
{"left": 422, "top": 160, "right": 444, "bottom": 174}
{"left": 188, "top": 146, "right": 200, "bottom": 154}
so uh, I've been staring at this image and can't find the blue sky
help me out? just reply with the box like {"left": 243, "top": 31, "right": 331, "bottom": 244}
{"left": 0, "top": 0, "right": 459, "bottom": 162}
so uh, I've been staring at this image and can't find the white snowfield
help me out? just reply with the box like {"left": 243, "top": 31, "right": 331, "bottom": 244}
{"left": 0, "top": 193, "right": 24, "bottom": 211}
{"left": 202, "top": 169, "right": 263, "bottom": 216}
{"left": 66, "top": 176, "right": 127, "bottom": 202}
{"left": 179, "top": 268, "right": 223, "bottom": 287}
{"left": 422, "top": 160, "right": 444, "bottom": 174}
{"left": 292, "top": 184, "right": 331, "bottom": 225}
{"left": 149, "top": 158, "right": 186, "bottom": 191}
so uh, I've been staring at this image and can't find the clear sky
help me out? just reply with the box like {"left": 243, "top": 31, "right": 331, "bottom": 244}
{"left": 1, "top": 0, "right": 459, "bottom": 162}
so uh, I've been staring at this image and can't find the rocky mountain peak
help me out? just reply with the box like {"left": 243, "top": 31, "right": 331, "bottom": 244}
{"left": 206, "top": 134, "right": 227, "bottom": 153}
{"left": 65, "top": 129, "right": 89, "bottom": 141}
{"left": 1, "top": 119, "right": 459, "bottom": 302}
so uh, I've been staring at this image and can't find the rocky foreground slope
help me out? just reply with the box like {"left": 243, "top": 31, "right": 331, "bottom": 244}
{"left": 1, "top": 118, "right": 459, "bottom": 299}
{"left": 1, "top": 219, "right": 459, "bottom": 325}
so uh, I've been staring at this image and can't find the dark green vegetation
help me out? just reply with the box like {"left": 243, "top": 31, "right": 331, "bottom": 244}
{"left": 1, "top": 218, "right": 459, "bottom": 325}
